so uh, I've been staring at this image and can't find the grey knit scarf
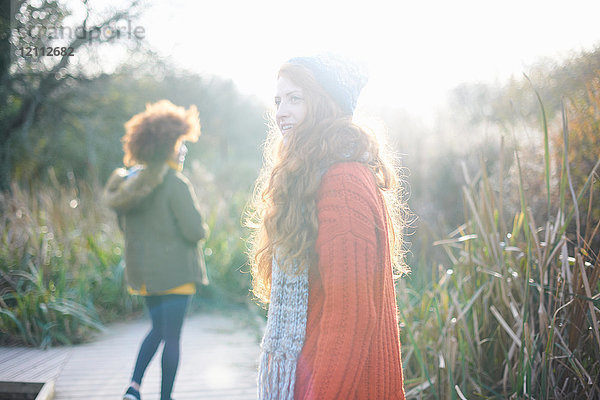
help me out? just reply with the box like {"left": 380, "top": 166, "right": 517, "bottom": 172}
{"left": 258, "top": 257, "right": 309, "bottom": 400}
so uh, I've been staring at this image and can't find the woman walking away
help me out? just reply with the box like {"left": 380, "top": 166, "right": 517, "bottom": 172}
{"left": 104, "top": 100, "right": 208, "bottom": 400}
{"left": 247, "top": 54, "right": 409, "bottom": 399}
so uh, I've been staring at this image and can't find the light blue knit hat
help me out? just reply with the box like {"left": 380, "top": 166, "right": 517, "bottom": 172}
{"left": 288, "top": 54, "right": 368, "bottom": 115}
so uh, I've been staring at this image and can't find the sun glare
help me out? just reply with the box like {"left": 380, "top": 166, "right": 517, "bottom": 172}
{"left": 137, "top": 0, "right": 600, "bottom": 121}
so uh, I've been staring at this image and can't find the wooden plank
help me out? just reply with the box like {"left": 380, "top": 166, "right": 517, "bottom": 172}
{"left": 1, "top": 312, "right": 262, "bottom": 400}
{"left": 0, "top": 348, "right": 29, "bottom": 364}
{"left": 0, "top": 348, "right": 70, "bottom": 382}
{"left": 3, "top": 352, "right": 69, "bottom": 381}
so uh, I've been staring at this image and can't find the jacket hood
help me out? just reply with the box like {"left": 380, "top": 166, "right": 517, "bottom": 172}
{"left": 104, "top": 164, "right": 169, "bottom": 212}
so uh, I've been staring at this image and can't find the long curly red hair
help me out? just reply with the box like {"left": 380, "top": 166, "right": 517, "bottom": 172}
{"left": 122, "top": 100, "right": 201, "bottom": 166}
{"left": 246, "top": 63, "right": 409, "bottom": 303}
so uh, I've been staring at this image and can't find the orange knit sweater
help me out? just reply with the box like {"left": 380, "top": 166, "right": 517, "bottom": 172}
{"left": 294, "top": 162, "right": 405, "bottom": 400}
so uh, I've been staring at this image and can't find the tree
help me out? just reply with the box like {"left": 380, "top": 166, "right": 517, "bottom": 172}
{"left": 0, "top": 0, "right": 146, "bottom": 191}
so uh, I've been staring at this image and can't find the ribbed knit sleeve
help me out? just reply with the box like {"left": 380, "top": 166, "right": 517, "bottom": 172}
{"left": 301, "top": 162, "right": 384, "bottom": 399}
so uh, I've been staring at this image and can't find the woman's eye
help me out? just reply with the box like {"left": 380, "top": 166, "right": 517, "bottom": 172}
{"left": 274, "top": 99, "right": 281, "bottom": 107}
{"left": 291, "top": 96, "right": 303, "bottom": 103}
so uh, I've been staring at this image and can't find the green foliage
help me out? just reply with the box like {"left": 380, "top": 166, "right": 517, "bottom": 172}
{"left": 395, "top": 50, "right": 600, "bottom": 398}
{"left": 10, "top": 67, "right": 265, "bottom": 188}
{"left": 0, "top": 164, "right": 258, "bottom": 347}
{"left": 399, "top": 103, "right": 600, "bottom": 399}
{"left": 444, "top": 47, "right": 600, "bottom": 227}
{"left": 0, "top": 176, "right": 142, "bottom": 347}
{"left": 1, "top": 0, "right": 147, "bottom": 191}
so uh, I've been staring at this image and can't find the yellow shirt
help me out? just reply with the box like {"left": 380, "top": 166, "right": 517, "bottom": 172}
{"left": 128, "top": 282, "right": 196, "bottom": 296}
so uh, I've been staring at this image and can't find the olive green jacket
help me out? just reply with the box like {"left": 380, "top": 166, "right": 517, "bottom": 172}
{"left": 104, "top": 164, "right": 208, "bottom": 292}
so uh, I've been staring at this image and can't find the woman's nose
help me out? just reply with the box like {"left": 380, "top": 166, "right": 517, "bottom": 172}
{"left": 275, "top": 101, "right": 288, "bottom": 120}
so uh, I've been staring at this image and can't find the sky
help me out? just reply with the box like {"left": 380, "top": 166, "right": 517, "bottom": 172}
{"left": 134, "top": 0, "right": 600, "bottom": 121}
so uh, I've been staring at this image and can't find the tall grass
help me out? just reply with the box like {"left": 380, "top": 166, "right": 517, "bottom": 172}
{"left": 0, "top": 160, "right": 258, "bottom": 347}
{"left": 0, "top": 171, "right": 141, "bottom": 347}
{"left": 399, "top": 101, "right": 600, "bottom": 399}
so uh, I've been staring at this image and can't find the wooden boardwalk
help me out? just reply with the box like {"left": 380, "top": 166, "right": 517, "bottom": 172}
{"left": 0, "top": 311, "right": 262, "bottom": 399}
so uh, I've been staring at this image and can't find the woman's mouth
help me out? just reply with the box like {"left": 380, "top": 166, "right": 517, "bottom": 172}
{"left": 280, "top": 123, "right": 294, "bottom": 133}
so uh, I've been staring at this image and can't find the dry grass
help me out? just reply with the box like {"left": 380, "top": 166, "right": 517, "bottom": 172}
{"left": 0, "top": 170, "right": 138, "bottom": 347}
{"left": 398, "top": 102, "right": 600, "bottom": 399}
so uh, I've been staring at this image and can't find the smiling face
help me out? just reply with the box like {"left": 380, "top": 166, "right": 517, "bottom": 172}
{"left": 274, "top": 75, "right": 307, "bottom": 137}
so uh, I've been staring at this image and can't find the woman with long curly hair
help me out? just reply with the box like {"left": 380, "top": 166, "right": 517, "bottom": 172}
{"left": 104, "top": 100, "right": 208, "bottom": 400}
{"left": 247, "top": 55, "right": 409, "bottom": 399}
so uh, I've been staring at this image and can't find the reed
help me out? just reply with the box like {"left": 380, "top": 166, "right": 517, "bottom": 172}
{"left": 399, "top": 99, "right": 600, "bottom": 398}
{"left": 0, "top": 171, "right": 141, "bottom": 347}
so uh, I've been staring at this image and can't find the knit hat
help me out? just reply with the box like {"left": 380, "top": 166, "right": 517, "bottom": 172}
{"left": 288, "top": 54, "right": 368, "bottom": 115}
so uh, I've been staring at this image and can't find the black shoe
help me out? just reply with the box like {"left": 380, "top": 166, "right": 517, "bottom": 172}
{"left": 123, "top": 386, "right": 141, "bottom": 400}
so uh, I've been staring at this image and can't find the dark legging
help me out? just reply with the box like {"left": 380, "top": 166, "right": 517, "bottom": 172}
{"left": 131, "top": 294, "right": 190, "bottom": 400}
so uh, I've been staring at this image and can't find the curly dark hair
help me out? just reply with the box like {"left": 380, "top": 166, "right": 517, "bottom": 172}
{"left": 122, "top": 100, "right": 201, "bottom": 166}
